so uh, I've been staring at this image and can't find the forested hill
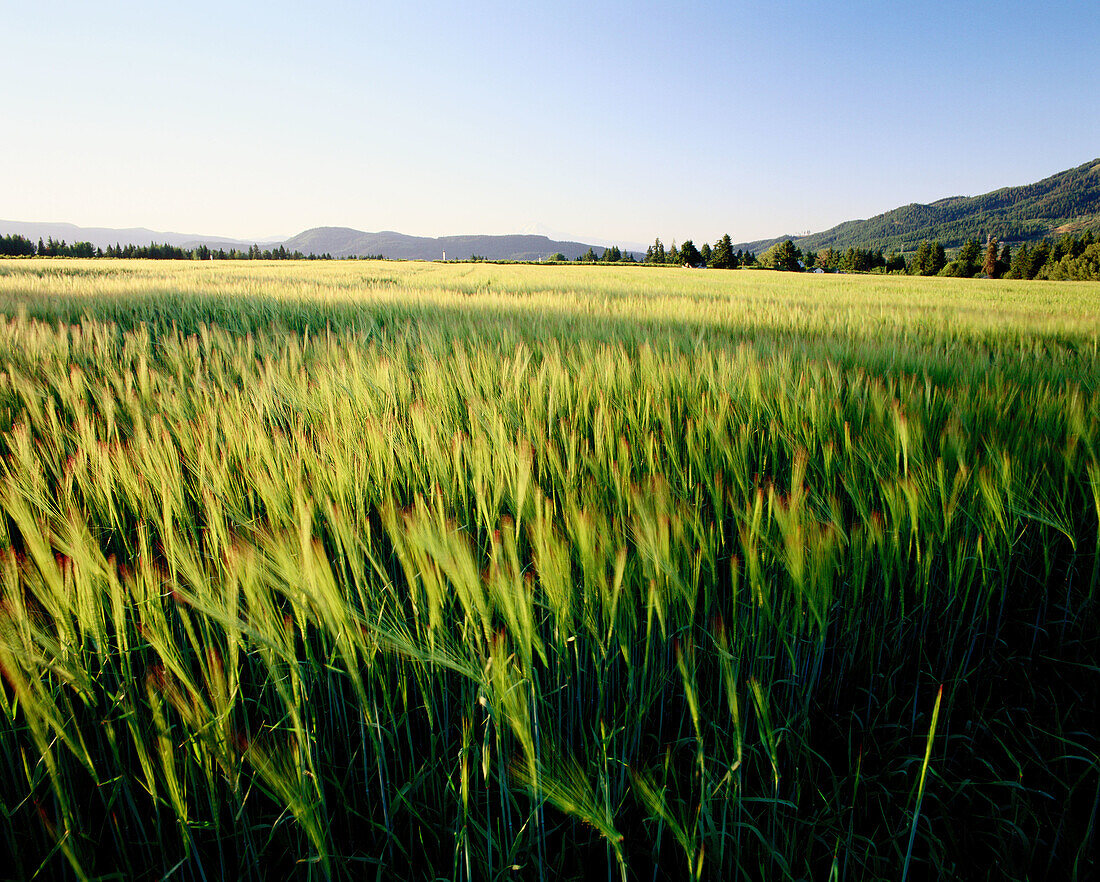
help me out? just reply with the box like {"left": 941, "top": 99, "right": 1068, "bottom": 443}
{"left": 736, "top": 159, "right": 1100, "bottom": 255}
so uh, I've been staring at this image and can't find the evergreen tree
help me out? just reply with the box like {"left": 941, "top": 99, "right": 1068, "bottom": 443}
{"left": 930, "top": 241, "right": 946, "bottom": 274}
{"left": 909, "top": 243, "right": 928, "bottom": 275}
{"left": 762, "top": 239, "right": 802, "bottom": 271}
{"left": 1051, "top": 234, "right": 1074, "bottom": 263}
{"left": 1027, "top": 239, "right": 1051, "bottom": 279}
{"left": 911, "top": 241, "right": 947, "bottom": 275}
{"left": 1043, "top": 242, "right": 1100, "bottom": 280}
{"left": 679, "top": 240, "right": 702, "bottom": 267}
{"left": 1007, "top": 243, "right": 1030, "bottom": 278}
{"left": 958, "top": 238, "right": 981, "bottom": 276}
{"left": 0, "top": 234, "right": 35, "bottom": 256}
{"left": 699, "top": 242, "right": 712, "bottom": 266}
{"left": 646, "top": 237, "right": 666, "bottom": 264}
{"left": 711, "top": 234, "right": 734, "bottom": 269}
{"left": 982, "top": 238, "right": 1000, "bottom": 277}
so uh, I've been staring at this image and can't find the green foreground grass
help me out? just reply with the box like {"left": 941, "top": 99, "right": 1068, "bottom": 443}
{"left": 0, "top": 259, "right": 1097, "bottom": 880}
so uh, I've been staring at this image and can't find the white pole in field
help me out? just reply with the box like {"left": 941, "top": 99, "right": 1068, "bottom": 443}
{"left": 443, "top": 251, "right": 446, "bottom": 262}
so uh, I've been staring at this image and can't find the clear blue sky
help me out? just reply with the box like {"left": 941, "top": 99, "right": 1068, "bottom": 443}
{"left": 3, "top": 0, "right": 1097, "bottom": 247}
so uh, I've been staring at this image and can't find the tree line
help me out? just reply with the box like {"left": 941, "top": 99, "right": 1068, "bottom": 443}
{"left": 904, "top": 229, "right": 1099, "bottom": 279}
{"left": 642, "top": 235, "right": 757, "bottom": 268}
{"left": 570, "top": 245, "right": 636, "bottom": 263}
{"left": 0, "top": 234, "right": 333, "bottom": 261}
{"left": 5, "top": 228, "right": 1099, "bottom": 279}
{"left": 642, "top": 235, "right": 896, "bottom": 272}
{"left": 632, "top": 228, "right": 1099, "bottom": 280}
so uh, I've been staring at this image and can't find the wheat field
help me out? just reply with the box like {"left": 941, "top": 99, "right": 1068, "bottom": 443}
{"left": 0, "top": 259, "right": 1097, "bottom": 880}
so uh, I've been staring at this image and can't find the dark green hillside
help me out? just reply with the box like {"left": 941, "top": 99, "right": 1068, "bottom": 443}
{"left": 737, "top": 158, "right": 1100, "bottom": 255}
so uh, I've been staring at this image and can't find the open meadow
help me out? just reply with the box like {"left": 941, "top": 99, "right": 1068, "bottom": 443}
{"left": 0, "top": 259, "right": 1097, "bottom": 880}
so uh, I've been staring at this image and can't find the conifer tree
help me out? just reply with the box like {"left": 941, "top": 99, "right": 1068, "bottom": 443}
{"left": 711, "top": 234, "right": 734, "bottom": 269}
{"left": 679, "top": 240, "right": 702, "bottom": 267}
{"left": 982, "top": 237, "right": 1000, "bottom": 277}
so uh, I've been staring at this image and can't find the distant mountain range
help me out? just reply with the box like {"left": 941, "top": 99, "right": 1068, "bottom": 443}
{"left": 5, "top": 159, "right": 1098, "bottom": 261}
{"left": 0, "top": 220, "right": 281, "bottom": 252}
{"left": 734, "top": 158, "right": 1100, "bottom": 255}
{"left": 280, "top": 228, "right": 624, "bottom": 261}
{"left": 0, "top": 219, "right": 634, "bottom": 262}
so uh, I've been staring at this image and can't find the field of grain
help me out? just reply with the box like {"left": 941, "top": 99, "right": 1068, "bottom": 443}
{"left": 0, "top": 259, "right": 1097, "bottom": 881}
